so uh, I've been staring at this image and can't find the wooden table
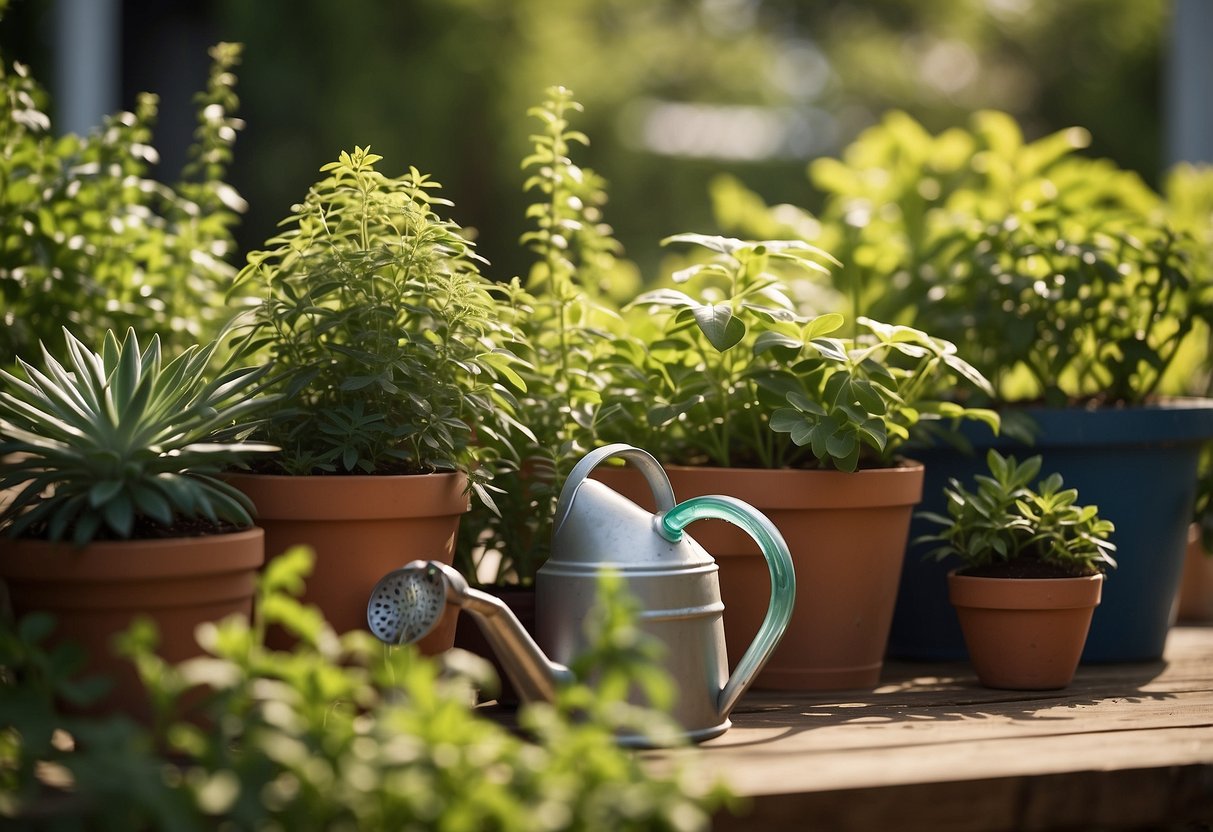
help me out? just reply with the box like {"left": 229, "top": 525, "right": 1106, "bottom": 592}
{"left": 662, "top": 625, "right": 1213, "bottom": 831}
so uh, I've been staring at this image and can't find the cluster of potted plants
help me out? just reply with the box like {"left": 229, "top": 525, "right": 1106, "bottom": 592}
{"left": 1, "top": 548, "right": 728, "bottom": 827}
{"left": 711, "top": 110, "right": 1213, "bottom": 668}
{"left": 4, "top": 19, "right": 1213, "bottom": 766}
{"left": 0, "top": 43, "right": 731, "bottom": 827}
{"left": 589, "top": 234, "right": 998, "bottom": 690}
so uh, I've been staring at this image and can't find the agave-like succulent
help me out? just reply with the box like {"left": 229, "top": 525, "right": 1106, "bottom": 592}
{"left": 0, "top": 328, "right": 277, "bottom": 545}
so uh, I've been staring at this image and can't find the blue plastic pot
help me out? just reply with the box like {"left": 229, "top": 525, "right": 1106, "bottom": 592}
{"left": 888, "top": 398, "right": 1213, "bottom": 663}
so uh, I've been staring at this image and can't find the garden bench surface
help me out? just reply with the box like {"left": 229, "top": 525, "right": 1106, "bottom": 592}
{"left": 659, "top": 625, "right": 1213, "bottom": 831}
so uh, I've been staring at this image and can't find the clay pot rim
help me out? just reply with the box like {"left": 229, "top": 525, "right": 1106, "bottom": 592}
{"left": 947, "top": 569, "right": 1104, "bottom": 611}
{"left": 594, "top": 459, "right": 925, "bottom": 509}
{"left": 0, "top": 525, "right": 265, "bottom": 580}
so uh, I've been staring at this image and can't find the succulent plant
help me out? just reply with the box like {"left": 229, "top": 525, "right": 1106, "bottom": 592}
{"left": 0, "top": 328, "right": 276, "bottom": 545}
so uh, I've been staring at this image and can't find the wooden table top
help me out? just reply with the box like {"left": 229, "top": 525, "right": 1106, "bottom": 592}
{"left": 657, "top": 625, "right": 1213, "bottom": 832}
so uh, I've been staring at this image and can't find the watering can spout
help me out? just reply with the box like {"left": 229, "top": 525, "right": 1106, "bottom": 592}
{"left": 459, "top": 580, "right": 575, "bottom": 703}
{"left": 366, "top": 560, "right": 572, "bottom": 704}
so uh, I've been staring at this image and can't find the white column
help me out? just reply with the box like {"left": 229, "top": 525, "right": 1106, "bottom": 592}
{"left": 53, "top": 0, "right": 121, "bottom": 135}
{"left": 1167, "top": 0, "right": 1213, "bottom": 165}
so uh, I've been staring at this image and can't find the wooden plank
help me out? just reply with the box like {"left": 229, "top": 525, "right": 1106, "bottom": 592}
{"left": 647, "top": 626, "right": 1213, "bottom": 830}
{"left": 711, "top": 765, "right": 1213, "bottom": 832}
{"left": 687, "top": 725, "right": 1213, "bottom": 795}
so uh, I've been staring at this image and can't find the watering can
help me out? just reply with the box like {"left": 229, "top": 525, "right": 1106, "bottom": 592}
{"left": 365, "top": 444, "right": 795, "bottom": 744}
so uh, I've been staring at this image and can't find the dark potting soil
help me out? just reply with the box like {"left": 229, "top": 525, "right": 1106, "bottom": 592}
{"left": 22, "top": 516, "right": 246, "bottom": 541}
{"left": 958, "top": 559, "right": 1101, "bottom": 579}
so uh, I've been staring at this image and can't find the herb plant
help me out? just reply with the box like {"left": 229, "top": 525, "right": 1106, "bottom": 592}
{"left": 918, "top": 450, "right": 1117, "bottom": 577}
{"left": 0, "top": 328, "right": 276, "bottom": 545}
{"left": 0, "top": 547, "right": 729, "bottom": 830}
{"left": 0, "top": 36, "right": 247, "bottom": 367}
{"left": 460, "top": 87, "right": 628, "bottom": 583}
{"left": 921, "top": 217, "right": 1205, "bottom": 407}
{"left": 231, "top": 147, "right": 524, "bottom": 491}
{"left": 610, "top": 234, "right": 997, "bottom": 471}
{"left": 714, "top": 111, "right": 1212, "bottom": 407}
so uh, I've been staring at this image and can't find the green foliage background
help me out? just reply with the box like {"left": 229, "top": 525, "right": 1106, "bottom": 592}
{"left": 0, "top": 0, "right": 1170, "bottom": 282}
{"left": 218, "top": 0, "right": 1167, "bottom": 281}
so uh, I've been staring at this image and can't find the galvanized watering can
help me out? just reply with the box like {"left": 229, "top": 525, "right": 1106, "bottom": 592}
{"left": 366, "top": 444, "right": 795, "bottom": 744}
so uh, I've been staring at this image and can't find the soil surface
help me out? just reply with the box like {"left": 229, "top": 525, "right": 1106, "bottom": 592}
{"left": 22, "top": 517, "right": 246, "bottom": 541}
{"left": 958, "top": 559, "right": 1100, "bottom": 579}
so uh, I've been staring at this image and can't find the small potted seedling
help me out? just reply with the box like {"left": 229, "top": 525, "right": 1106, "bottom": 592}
{"left": 918, "top": 450, "right": 1117, "bottom": 690}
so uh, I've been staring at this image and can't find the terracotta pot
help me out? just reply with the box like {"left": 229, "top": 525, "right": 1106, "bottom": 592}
{"left": 1177, "top": 523, "right": 1213, "bottom": 623}
{"left": 225, "top": 472, "right": 468, "bottom": 653}
{"left": 948, "top": 571, "right": 1103, "bottom": 690}
{"left": 893, "top": 399, "right": 1213, "bottom": 663}
{"left": 0, "top": 527, "right": 264, "bottom": 718}
{"left": 453, "top": 584, "right": 536, "bottom": 705}
{"left": 593, "top": 462, "right": 924, "bottom": 691}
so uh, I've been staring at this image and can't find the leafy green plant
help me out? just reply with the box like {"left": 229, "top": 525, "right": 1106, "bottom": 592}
{"left": 714, "top": 111, "right": 1213, "bottom": 407}
{"left": 921, "top": 215, "right": 1205, "bottom": 406}
{"left": 0, "top": 547, "right": 729, "bottom": 830}
{"left": 0, "top": 328, "right": 275, "bottom": 545}
{"left": 0, "top": 34, "right": 247, "bottom": 368}
{"left": 917, "top": 450, "right": 1117, "bottom": 576}
{"left": 606, "top": 234, "right": 997, "bottom": 471}
{"left": 231, "top": 147, "right": 524, "bottom": 492}
{"left": 460, "top": 87, "right": 630, "bottom": 584}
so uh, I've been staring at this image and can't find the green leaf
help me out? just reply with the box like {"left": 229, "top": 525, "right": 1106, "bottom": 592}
{"left": 785, "top": 390, "right": 826, "bottom": 416}
{"left": 479, "top": 351, "right": 528, "bottom": 392}
{"left": 849, "top": 379, "right": 887, "bottom": 415}
{"left": 692, "top": 304, "right": 746, "bottom": 352}
{"left": 804, "top": 313, "right": 845, "bottom": 339}
{"left": 88, "top": 480, "right": 124, "bottom": 508}
{"left": 661, "top": 233, "right": 746, "bottom": 255}
{"left": 102, "top": 491, "right": 135, "bottom": 537}
{"left": 647, "top": 395, "right": 705, "bottom": 428}
{"left": 809, "top": 338, "right": 849, "bottom": 362}
{"left": 752, "top": 330, "right": 802, "bottom": 357}
{"left": 769, "top": 408, "right": 805, "bottom": 433}
{"left": 826, "top": 431, "right": 856, "bottom": 461}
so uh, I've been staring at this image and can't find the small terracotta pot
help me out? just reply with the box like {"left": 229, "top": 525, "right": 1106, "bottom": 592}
{"left": 0, "top": 527, "right": 264, "bottom": 718}
{"left": 593, "top": 461, "right": 924, "bottom": 691}
{"left": 948, "top": 571, "right": 1104, "bottom": 690}
{"left": 1177, "top": 523, "right": 1213, "bottom": 623}
{"left": 226, "top": 472, "right": 468, "bottom": 653}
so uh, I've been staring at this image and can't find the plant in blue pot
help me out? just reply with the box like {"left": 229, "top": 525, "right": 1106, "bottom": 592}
{"left": 789, "top": 111, "right": 1213, "bottom": 662}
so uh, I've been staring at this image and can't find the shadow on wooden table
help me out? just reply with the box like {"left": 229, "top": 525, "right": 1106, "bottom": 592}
{"left": 718, "top": 658, "right": 1173, "bottom": 748}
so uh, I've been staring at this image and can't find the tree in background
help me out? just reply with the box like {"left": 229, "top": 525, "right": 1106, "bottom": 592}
{"left": 2, "top": 0, "right": 1168, "bottom": 282}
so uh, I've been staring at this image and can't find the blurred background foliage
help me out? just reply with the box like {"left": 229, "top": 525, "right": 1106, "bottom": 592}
{"left": 1, "top": 0, "right": 1169, "bottom": 284}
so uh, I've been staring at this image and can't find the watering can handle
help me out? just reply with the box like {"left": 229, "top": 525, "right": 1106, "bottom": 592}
{"left": 658, "top": 495, "right": 796, "bottom": 719}
{"left": 553, "top": 443, "right": 677, "bottom": 536}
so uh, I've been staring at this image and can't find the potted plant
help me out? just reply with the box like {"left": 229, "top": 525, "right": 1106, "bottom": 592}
{"left": 592, "top": 233, "right": 997, "bottom": 690}
{"left": 888, "top": 117, "right": 1213, "bottom": 663}
{"left": 0, "top": 548, "right": 728, "bottom": 829}
{"left": 457, "top": 87, "right": 627, "bottom": 588}
{"left": 918, "top": 450, "right": 1116, "bottom": 689}
{"left": 450, "top": 86, "right": 633, "bottom": 697}
{"left": 225, "top": 146, "right": 525, "bottom": 649}
{"left": 709, "top": 111, "right": 1213, "bottom": 663}
{"left": 0, "top": 327, "right": 275, "bottom": 717}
